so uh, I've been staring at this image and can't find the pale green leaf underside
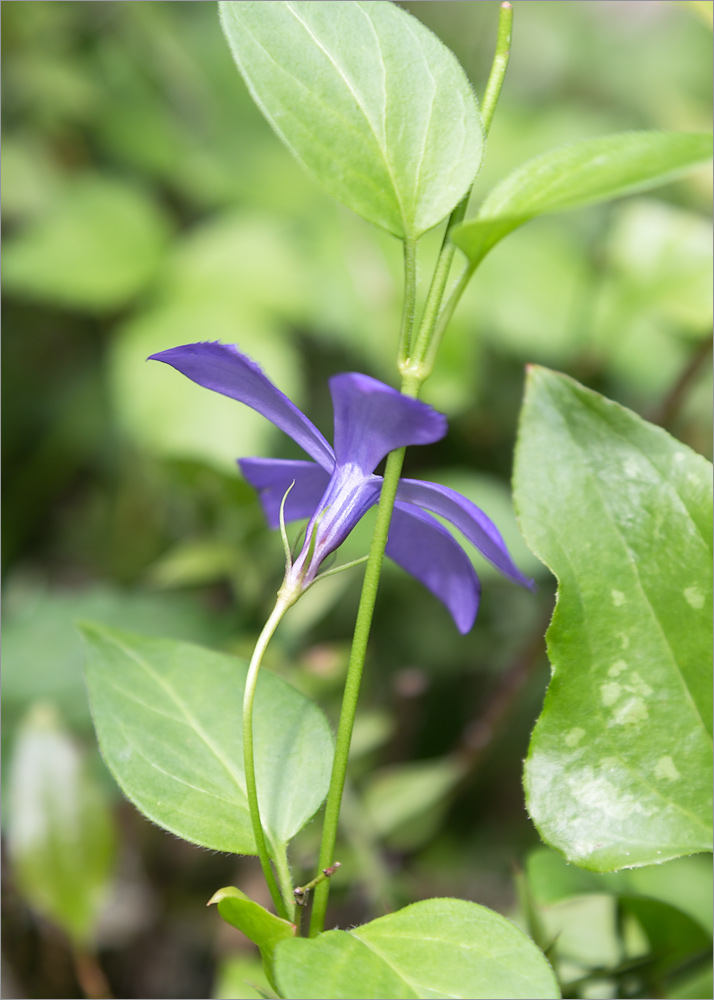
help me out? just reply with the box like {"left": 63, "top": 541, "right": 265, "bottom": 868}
{"left": 219, "top": 0, "right": 482, "bottom": 239}
{"left": 453, "top": 131, "right": 713, "bottom": 266}
{"left": 81, "top": 623, "right": 334, "bottom": 855}
{"left": 274, "top": 898, "right": 560, "bottom": 999}
{"left": 514, "top": 368, "right": 713, "bottom": 871}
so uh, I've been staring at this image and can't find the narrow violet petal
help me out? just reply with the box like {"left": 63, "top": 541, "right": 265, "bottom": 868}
{"left": 150, "top": 342, "right": 334, "bottom": 470}
{"left": 329, "top": 373, "right": 447, "bottom": 474}
{"left": 387, "top": 502, "right": 480, "bottom": 634}
{"left": 239, "top": 458, "right": 330, "bottom": 529}
{"left": 396, "top": 479, "right": 534, "bottom": 589}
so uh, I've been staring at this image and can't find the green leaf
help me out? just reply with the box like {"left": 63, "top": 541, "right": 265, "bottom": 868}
{"left": 209, "top": 886, "right": 294, "bottom": 991}
{"left": 514, "top": 368, "right": 713, "bottom": 870}
{"left": 7, "top": 704, "right": 116, "bottom": 944}
{"left": 81, "top": 623, "right": 334, "bottom": 855}
{"left": 219, "top": 1, "right": 482, "bottom": 239}
{"left": 453, "top": 131, "right": 713, "bottom": 267}
{"left": 274, "top": 898, "right": 560, "bottom": 999}
{"left": 2, "top": 174, "right": 171, "bottom": 311}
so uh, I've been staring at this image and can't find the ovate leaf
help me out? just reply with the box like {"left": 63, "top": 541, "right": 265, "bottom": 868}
{"left": 453, "top": 132, "right": 713, "bottom": 267}
{"left": 82, "top": 623, "right": 334, "bottom": 855}
{"left": 514, "top": 368, "right": 713, "bottom": 870}
{"left": 7, "top": 704, "right": 116, "bottom": 945}
{"left": 274, "top": 898, "right": 560, "bottom": 999}
{"left": 219, "top": 1, "right": 482, "bottom": 239}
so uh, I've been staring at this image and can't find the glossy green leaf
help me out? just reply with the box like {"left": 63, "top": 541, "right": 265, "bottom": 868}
{"left": 2, "top": 174, "right": 171, "bottom": 311}
{"left": 453, "top": 131, "right": 713, "bottom": 267}
{"left": 514, "top": 368, "right": 713, "bottom": 870}
{"left": 209, "top": 886, "right": 294, "bottom": 990}
{"left": 81, "top": 623, "right": 334, "bottom": 855}
{"left": 7, "top": 704, "right": 116, "bottom": 944}
{"left": 219, "top": 1, "right": 482, "bottom": 239}
{"left": 274, "top": 898, "right": 560, "bottom": 999}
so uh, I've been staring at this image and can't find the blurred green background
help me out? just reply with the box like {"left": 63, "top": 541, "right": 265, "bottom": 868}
{"left": 2, "top": 2, "right": 712, "bottom": 998}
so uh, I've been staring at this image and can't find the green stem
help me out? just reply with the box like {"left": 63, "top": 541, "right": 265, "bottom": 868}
{"left": 403, "top": 0, "right": 513, "bottom": 380}
{"left": 273, "top": 840, "right": 297, "bottom": 923}
{"left": 308, "top": 444, "right": 408, "bottom": 937}
{"left": 420, "top": 263, "right": 474, "bottom": 380}
{"left": 402, "top": 202, "right": 467, "bottom": 379}
{"left": 308, "top": 0, "right": 515, "bottom": 938}
{"left": 479, "top": 2, "right": 513, "bottom": 137}
{"left": 397, "top": 237, "right": 418, "bottom": 367}
{"left": 243, "top": 595, "right": 293, "bottom": 919}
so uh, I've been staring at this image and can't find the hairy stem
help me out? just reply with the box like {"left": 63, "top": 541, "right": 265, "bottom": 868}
{"left": 243, "top": 595, "right": 293, "bottom": 919}
{"left": 273, "top": 841, "right": 297, "bottom": 924}
{"left": 480, "top": 2, "right": 513, "bottom": 136}
{"left": 397, "top": 237, "right": 419, "bottom": 367}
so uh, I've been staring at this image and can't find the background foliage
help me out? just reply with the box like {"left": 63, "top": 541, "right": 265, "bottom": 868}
{"left": 2, "top": 2, "right": 711, "bottom": 998}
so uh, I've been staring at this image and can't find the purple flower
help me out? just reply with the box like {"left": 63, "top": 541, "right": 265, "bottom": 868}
{"left": 150, "top": 342, "right": 532, "bottom": 633}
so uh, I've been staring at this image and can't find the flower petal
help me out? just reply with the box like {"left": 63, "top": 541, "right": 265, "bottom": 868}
{"left": 396, "top": 479, "right": 533, "bottom": 588}
{"left": 150, "top": 342, "right": 334, "bottom": 470}
{"left": 287, "top": 468, "right": 382, "bottom": 588}
{"left": 387, "top": 502, "right": 481, "bottom": 634}
{"left": 239, "top": 458, "right": 330, "bottom": 529}
{"left": 330, "top": 373, "right": 447, "bottom": 474}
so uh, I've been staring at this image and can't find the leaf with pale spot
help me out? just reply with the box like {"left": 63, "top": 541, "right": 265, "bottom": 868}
{"left": 514, "top": 367, "right": 712, "bottom": 871}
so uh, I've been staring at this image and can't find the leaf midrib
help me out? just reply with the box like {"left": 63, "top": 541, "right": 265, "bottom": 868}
{"left": 283, "top": 0, "right": 408, "bottom": 231}
{"left": 235, "top": 7, "right": 396, "bottom": 210}
{"left": 529, "top": 387, "right": 712, "bottom": 836}
{"left": 98, "top": 632, "right": 247, "bottom": 801}
{"left": 538, "top": 379, "right": 711, "bottom": 742}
